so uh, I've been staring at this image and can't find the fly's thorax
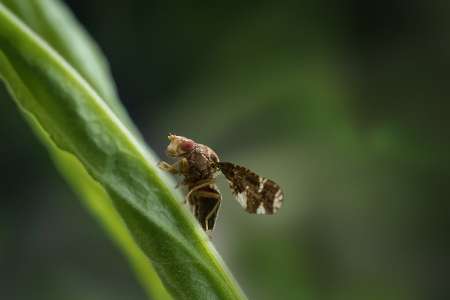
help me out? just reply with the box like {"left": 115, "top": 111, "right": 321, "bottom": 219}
{"left": 181, "top": 144, "right": 220, "bottom": 183}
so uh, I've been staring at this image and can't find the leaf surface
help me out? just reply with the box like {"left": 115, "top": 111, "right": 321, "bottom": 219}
{"left": 0, "top": 3, "right": 246, "bottom": 299}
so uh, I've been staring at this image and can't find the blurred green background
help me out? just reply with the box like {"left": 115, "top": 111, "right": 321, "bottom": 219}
{"left": 1, "top": 1, "right": 449, "bottom": 299}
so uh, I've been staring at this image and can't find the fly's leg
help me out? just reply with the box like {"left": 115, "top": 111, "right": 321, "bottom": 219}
{"left": 185, "top": 179, "right": 215, "bottom": 203}
{"left": 178, "top": 158, "right": 189, "bottom": 174}
{"left": 158, "top": 158, "right": 190, "bottom": 188}
{"left": 157, "top": 161, "right": 179, "bottom": 174}
{"left": 197, "top": 191, "right": 221, "bottom": 232}
{"left": 158, "top": 158, "right": 189, "bottom": 174}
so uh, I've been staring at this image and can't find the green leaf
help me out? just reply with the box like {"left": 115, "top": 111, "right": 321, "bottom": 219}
{"left": 1, "top": 0, "right": 134, "bottom": 129}
{"left": 0, "top": 1, "right": 169, "bottom": 298}
{"left": 0, "top": 3, "right": 246, "bottom": 300}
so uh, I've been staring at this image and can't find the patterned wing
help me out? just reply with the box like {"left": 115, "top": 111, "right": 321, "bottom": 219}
{"left": 187, "top": 183, "right": 222, "bottom": 232}
{"left": 218, "top": 162, "right": 283, "bottom": 214}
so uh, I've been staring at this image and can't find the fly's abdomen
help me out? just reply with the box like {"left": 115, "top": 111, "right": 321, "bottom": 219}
{"left": 187, "top": 184, "right": 222, "bottom": 232}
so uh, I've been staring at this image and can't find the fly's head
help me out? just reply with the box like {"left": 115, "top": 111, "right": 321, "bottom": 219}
{"left": 166, "top": 134, "right": 196, "bottom": 157}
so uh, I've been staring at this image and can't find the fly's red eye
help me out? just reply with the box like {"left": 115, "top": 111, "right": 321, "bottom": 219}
{"left": 180, "top": 140, "right": 194, "bottom": 152}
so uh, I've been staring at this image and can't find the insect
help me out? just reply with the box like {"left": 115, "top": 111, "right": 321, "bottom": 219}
{"left": 158, "top": 134, "right": 283, "bottom": 233}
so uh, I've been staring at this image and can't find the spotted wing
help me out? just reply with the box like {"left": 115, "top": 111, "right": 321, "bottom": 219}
{"left": 218, "top": 162, "right": 283, "bottom": 214}
{"left": 187, "top": 184, "right": 221, "bottom": 232}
